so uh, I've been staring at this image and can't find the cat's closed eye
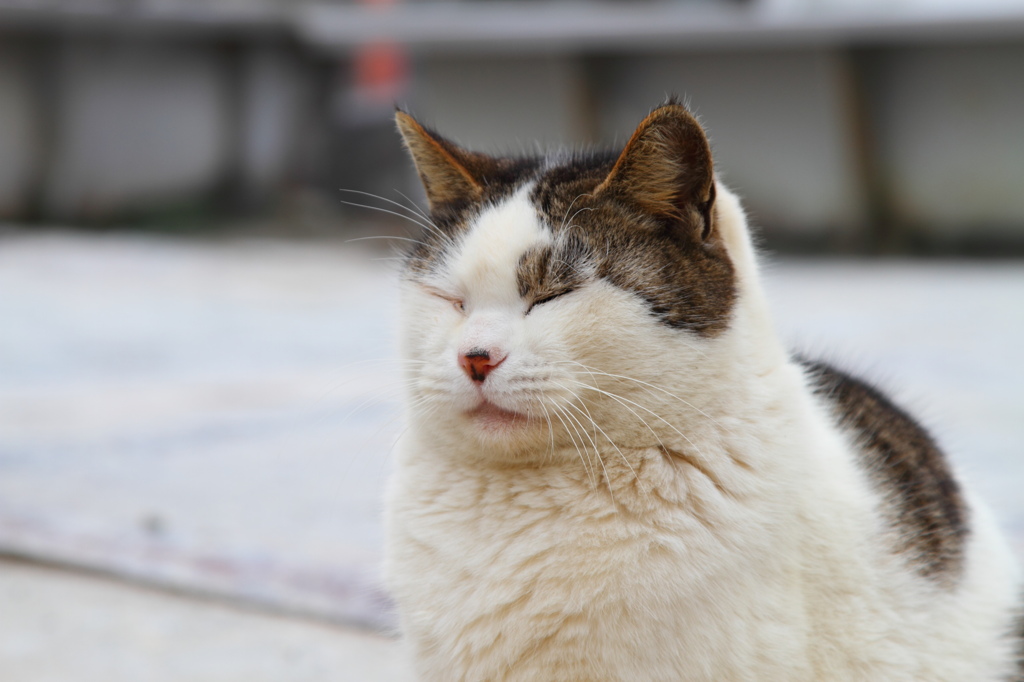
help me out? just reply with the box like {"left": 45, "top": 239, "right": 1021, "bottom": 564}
{"left": 420, "top": 284, "right": 465, "bottom": 313}
{"left": 527, "top": 289, "right": 573, "bottom": 314}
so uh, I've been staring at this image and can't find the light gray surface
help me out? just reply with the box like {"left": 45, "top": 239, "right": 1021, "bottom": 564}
{"left": 0, "top": 232, "right": 403, "bottom": 628}
{"left": 0, "top": 231, "right": 1021, "bottom": 637}
{"left": 0, "top": 559, "right": 413, "bottom": 682}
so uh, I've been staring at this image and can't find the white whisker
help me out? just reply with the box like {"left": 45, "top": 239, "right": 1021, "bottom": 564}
{"left": 556, "top": 402, "right": 613, "bottom": 502}
{"left": 346, "top": 235, "right": 428, "bottom": 247}
{"left": 549, "top": 403, "right": 598, "bottom": 489}
{"left": 557, "top": 360, "right": 720, "bottom": 426}
{"left": 393, "top": 188, "right": 434, "bottom": 223}
{"left": 557, "top": 385, "right": 645, "bottom": 493}
{"left": 568, "top": 379, "right": 708, "bottom": 461}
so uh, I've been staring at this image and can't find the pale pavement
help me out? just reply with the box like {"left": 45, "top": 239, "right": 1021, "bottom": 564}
{"left": 0, "top": 558, "right": 414, "bottom": 682}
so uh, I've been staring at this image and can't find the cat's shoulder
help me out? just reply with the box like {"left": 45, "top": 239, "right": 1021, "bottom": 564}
{"left": 796, "top": 356, "right": 969, "bottom": 584}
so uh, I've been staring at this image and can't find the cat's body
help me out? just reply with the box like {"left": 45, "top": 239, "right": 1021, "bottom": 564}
{"left": 384, "top": 104, "right": 1022, "bottom": 681}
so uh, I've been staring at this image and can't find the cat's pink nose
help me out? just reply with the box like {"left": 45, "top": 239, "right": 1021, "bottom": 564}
{"left": 459, "top": 349, "right": 505, "bottom": 383}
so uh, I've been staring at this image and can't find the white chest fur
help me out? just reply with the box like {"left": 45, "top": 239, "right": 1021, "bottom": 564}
{"left": 387, "top": 440, "right": 809, "bottom": 681}
{"left": 386, "top": 363, "right": 1020, "bottom": 681}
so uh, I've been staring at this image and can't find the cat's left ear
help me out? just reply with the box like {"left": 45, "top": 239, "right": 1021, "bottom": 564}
{"left": 395, "top": 111, "right": 486, "bottom": 210}
{"left": 596, "top": 103, "right": 716, "bottom": 241}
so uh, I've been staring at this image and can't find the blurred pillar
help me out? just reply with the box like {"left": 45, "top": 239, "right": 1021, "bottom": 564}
{"left": 350, "top": 0, "right": 408, "bottom": 119}
{"left": 0, "top": 39, "right": 47, "bottom": 220}
{"left": 331, "top": 0, "right": 414, "bottom": 210}
{"left": 223, "top": 43, "right": 308, "bottom": 214}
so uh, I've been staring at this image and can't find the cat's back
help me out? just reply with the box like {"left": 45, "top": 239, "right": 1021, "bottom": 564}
{"left": 798, "top": 357, "right": 1022, "bottom": 680}
{"left": 799, "top": 358, "right": 968, "bottom": 582}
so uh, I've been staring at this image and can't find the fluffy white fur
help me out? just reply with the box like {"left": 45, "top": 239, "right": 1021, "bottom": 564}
{"left": 385, "top": 186, "right": 1021, "bottom": 681}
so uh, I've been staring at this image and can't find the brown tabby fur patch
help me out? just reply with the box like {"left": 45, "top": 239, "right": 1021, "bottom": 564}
{"left": 801, "top": 358, "right": 969, "bottom": 586}
{"left": 524, "top": 156, "right": 735, "bottom": 334}
{"left": 399, "top": 103, "right": 737, "bottom": 336}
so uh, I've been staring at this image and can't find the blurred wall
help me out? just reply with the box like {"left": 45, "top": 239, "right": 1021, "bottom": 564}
{"left": 409, "top": 55, "right": 593, "bottom": 152}
{"left": 0, "top": 3, "right": 1023, "bottom": 253}
{"left": 45, "top": 39, "right": 230, "bottom": 219}
{"left": 0, "top": 27, "right": 314, "bottom": 223}
{"left": 865, "top": 44, "right": 1024, "bottom": 244}
{"left": 392, "top": 41, "right": 1024, "bottom": 252}
{"left": 594, "top": 50, "right": 868, "bottom": 246}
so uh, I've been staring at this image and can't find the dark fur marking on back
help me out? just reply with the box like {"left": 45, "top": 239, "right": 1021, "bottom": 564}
{"left": 800, "top": 358, "right": 969, "bottom": 585}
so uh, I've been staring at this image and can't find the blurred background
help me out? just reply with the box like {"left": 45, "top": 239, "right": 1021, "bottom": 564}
{"left": 0, "top": 1, "right": 1022, "bottom": 680}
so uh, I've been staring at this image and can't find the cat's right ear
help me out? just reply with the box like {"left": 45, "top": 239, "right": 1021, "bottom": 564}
{"left": 395, "top": 111, "right": 484, "bottom": 209}
{"left": 595, "top": 103, "right": 716, "bottom": 242}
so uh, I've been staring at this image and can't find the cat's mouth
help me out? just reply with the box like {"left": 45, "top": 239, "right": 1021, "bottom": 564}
{"left": 466, "top": 400, "right": 531, "bottom": 430}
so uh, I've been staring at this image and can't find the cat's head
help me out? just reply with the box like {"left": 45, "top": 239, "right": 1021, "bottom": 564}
{"left": 395, "top": 102, "right": 768, "bottom": 462}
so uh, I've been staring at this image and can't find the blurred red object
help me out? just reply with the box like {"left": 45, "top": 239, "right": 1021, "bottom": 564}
{"left": 352, "top": 0, "right": 408, "bottom": 108}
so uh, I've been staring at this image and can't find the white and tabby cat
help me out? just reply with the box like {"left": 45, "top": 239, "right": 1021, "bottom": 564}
{"left": 384, "top": 102, "right": 1023, "bottom": 681}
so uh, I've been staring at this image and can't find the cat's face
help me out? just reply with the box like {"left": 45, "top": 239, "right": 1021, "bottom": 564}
{"left": 397, "top": 104, "right": 738, "bottom": 461}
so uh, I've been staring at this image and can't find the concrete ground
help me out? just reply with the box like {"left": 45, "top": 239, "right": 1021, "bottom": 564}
{"left": 0, "top": 230, "right": 1021, "bottom": 679}
{"left": 0, "top": 558, "right": 413, "bottom": 682}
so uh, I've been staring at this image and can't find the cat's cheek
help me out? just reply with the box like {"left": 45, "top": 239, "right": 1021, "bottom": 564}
{"left": 416, "top": 298, "right": 465, "bottom": 345}
{"left": 554, "top": 284, "right": 635, "bottom": 349}
{"left": 523, "top": 317, "right": 572, "bottom": 363}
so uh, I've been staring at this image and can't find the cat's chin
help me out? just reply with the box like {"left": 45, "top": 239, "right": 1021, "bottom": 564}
{"left": 459, "top": 401, "right": 551, "bottom": 453}
{"left": 466, "top": 401, "right": 533, "bottom": 434}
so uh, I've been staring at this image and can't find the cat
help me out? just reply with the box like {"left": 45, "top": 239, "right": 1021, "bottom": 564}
{"left": 383, "top": 101, "right": 1023, "bottom": 681}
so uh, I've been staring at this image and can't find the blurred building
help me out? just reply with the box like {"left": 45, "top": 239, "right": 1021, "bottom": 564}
{"left": 0, "top": 0, "right": 1023, "bottom": 252}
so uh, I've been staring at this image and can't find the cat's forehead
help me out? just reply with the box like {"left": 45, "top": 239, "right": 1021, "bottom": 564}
{"left": 462, "top": 187, "right": 549, "bottom": 261}
{"left": 405, "top": 153, "right": 605, "bottom": 271}
{"left": 444, "top": 188, "right": 551, "bottom": 300}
